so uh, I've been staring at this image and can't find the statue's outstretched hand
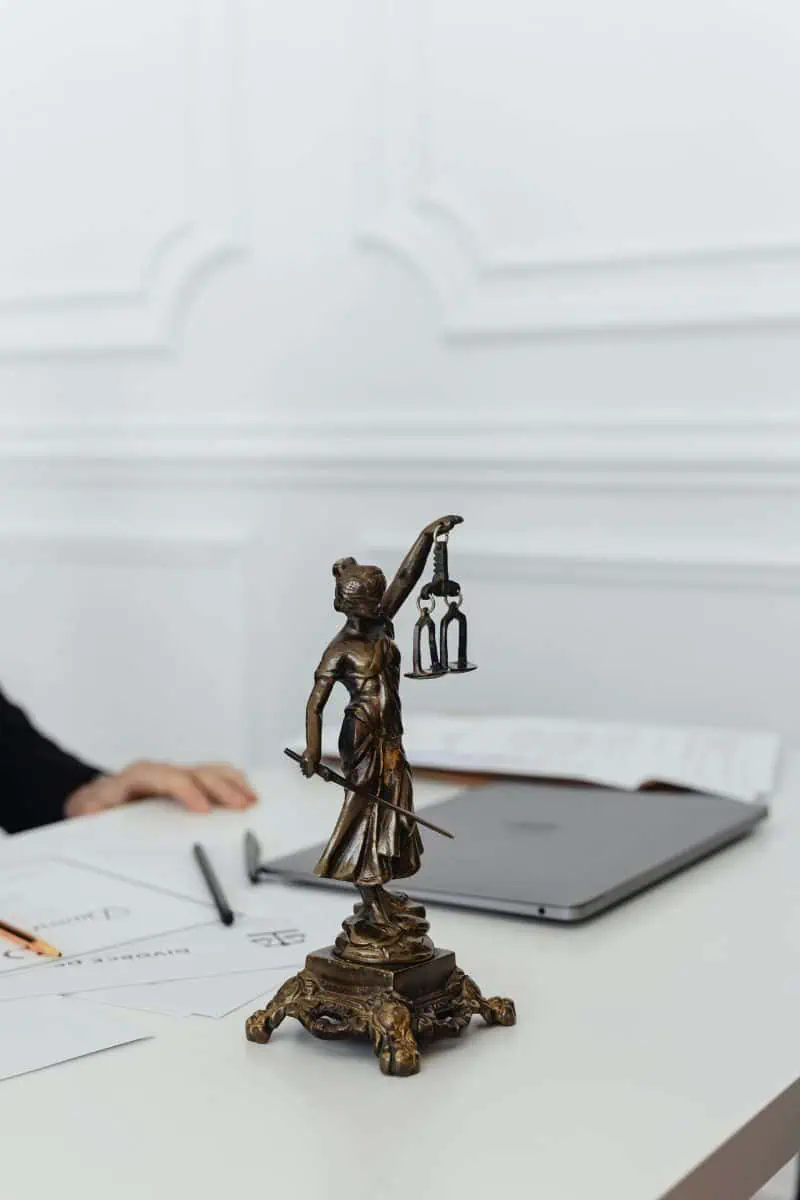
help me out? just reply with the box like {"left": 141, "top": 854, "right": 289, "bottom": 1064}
{"left": 423, "top": 514, "right": 463, "bottom": 536}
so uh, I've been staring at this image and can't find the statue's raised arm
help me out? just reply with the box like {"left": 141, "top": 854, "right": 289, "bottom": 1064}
{"left": 380, "top": 514, "right": 463, "bottom": 620}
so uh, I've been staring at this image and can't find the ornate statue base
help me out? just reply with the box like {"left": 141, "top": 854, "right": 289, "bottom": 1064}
{"left": 245, "top": 896, "right": 515, "bottom": 1077}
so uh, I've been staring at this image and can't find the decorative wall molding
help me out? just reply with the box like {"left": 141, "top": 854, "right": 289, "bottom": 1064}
{"left": 0, "top": 0, "right": 246, "bottom": 354}
{"left": 0, "top": 522, "right": 252, "bottom": 568}
{"left": 366, "top": 537, "right": 800, "bottom": 594}
{"left": 360, "top": 0, "right": 800, "bottom": 336}
{"left": 1, "top": 411, "right": 800, "bottom": 489}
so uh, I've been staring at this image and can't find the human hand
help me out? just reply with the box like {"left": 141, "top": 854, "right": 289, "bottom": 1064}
{"left": 300, "top": 748, "right": 320, "bottom": 779}
{"left": 64, "top": 761, "right": 258, "bottom": 818}
{"left": 423, "top": 515, "right": 463, "bottom": 536}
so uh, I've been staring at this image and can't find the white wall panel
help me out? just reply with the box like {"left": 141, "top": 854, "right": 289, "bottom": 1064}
{"left": 0, "top": 0, "right": 799, "bottom": 770}
{"left": 0, "top": 0, "right": 244, "bottom": 352}
{"left": 362, "top": 0, "right": 800, "bottom": 333}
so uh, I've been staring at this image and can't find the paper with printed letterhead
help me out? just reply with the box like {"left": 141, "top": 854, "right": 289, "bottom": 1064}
{"left": 0, "top": 912, "right": 330, "bottom": 1002}
{"left": 0, "top": 858, "right": 214, "bottom": 975}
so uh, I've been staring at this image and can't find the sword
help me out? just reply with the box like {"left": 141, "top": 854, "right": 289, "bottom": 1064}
{"left": 283, "top": 748, "right": 455, "bottom": 840}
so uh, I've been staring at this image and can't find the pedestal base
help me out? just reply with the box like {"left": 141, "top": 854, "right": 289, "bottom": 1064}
{"left": 245, "top": 947, "right": 516, "bottom": 1076}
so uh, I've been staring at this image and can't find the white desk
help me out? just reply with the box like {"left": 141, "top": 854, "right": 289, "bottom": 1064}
{"left": 1, "top": 757, "right": 799, "bottom": 1200}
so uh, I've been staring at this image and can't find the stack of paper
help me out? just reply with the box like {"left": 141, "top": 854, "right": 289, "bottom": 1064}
{"left": 0, "top": 857, "right": 338, "bottom": 1079}
{"left": 313, "top": 714, "right": 780, "bottom": 804}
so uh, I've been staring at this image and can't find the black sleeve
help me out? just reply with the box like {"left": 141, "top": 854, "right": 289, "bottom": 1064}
{"left": 0, "top": 687, "right": 103, "bottom": 834}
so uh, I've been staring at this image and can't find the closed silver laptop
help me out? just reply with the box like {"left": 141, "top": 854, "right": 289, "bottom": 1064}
{"left": 263, "top": 782, "right": 768, "bottom": 921}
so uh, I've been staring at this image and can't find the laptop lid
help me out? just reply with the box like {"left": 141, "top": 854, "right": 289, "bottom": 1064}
{"left": 264, "top": 782, "right": 768, "bottom": 922}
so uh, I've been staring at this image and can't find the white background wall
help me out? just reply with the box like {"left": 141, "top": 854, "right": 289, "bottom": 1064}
{"left": 2, "top": 0, "right": 800, "bottom": 780}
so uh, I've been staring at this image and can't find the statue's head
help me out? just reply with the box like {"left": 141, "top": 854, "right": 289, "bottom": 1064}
{"left": 332, "top": 557, "right": 386, "bottom": 618}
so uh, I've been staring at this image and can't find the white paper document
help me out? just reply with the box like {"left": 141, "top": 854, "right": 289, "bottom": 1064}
{"left": 0, "top": 858, "right": 212, "bottom": 975}
{"left": 316, "top": 714, "right": 779, "bottom": 803}
{"left": 0, "top": 995, "right": 154, "bottom": 1082}
{"left": 0, "top": 918, "right": 301, "bottom": 1001}
{"left": 0, "top": 903, "right": 334, "bottom": 1005}
{"left": 88, "top": 966, "right": 288, "bottom": 1019}
{"left": 73, "top": 908, "right": 335, "bottom": 1017}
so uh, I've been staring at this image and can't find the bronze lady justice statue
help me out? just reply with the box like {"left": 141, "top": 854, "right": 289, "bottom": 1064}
{"left": 246, "top": 517, "right": 515, "bottom": 1076}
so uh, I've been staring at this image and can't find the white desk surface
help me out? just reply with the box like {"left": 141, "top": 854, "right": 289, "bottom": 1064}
{"left": 1, "top": 756, "right": 799, "bottom": 1200}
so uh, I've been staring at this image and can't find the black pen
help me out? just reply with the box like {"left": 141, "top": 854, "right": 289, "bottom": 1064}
{"left": 245, "top": 829, "right": 273, "bottom": 883}
{"left": 245, "top": 830, "right": 262, "bottom": 883}
{"left": 193, "top": 843, "right": 235, "bottom": 926}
